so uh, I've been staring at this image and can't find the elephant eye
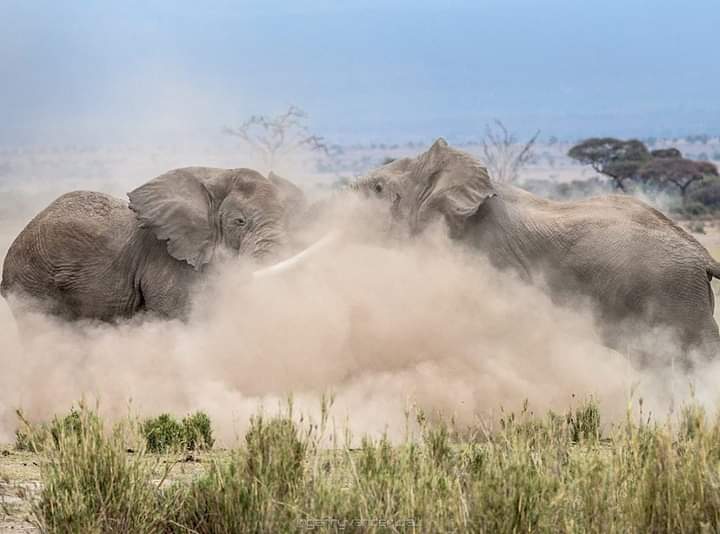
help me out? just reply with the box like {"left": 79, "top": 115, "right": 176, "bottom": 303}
{"left": 233, "top": 216, "right": 247, "bottom": 227}
{"left": 373, "top": 182, "right": 383, "bottom": 194}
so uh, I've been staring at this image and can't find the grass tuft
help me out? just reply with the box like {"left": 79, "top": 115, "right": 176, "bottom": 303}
{"left": 183, "top": 411, "right": 215, "bottom": 451}
{"left": 31, "top": 406, "right": 178, "bottom": 533}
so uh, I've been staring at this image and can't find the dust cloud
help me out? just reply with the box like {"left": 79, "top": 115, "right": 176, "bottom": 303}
{"left": 0, "top": 181, "right": 716, "bottom": 444}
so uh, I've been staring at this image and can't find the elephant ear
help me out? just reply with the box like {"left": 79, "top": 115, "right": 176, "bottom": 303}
{"left": 413, "top": 138, "right": 497, "bottom": 236}
{"left": 128, "top": 169, "right": 215, "bottom": 269}
{"left": 268, "top": 171, "right": 307, "bottom": 224}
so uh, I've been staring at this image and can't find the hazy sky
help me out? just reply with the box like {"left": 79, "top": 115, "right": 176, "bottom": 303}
{"left": 1, "top": 0, "right": 719, "bottom": 145}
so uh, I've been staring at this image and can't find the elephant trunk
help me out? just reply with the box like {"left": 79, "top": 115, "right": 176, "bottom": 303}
{"left": 252, "top": 231, "right": 342, "bottom": 278}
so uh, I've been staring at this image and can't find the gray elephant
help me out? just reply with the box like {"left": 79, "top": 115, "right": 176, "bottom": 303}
{"left": 354, "top": 139, "right": 720, "bottom": 362}
{"left": 1, "top": 167, "right": 305, "bottom": 321}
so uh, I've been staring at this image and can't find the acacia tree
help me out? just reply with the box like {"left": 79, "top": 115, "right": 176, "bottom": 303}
{"left": 567, "top": 138, "right": 651, "bottom": 192}
{"left": 650, "top": 148, "right": 682, "bottom": 159}
{"left": 480, "top": 120, "right": 540, "bottom": 184}
{"left": 223, "top": 105, "right": 328, "bottom": 171}
{"left": 639, "top": 157, "right": 719, "bottom": 206}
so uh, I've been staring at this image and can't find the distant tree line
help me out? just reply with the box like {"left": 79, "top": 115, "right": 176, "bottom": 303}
{"left": 567, "top": 137, "right": 719, "bottom": 210}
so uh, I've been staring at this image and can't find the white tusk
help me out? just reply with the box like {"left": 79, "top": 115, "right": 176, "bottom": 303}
{"left": 252, "top": 231, "right": 342, "bottom": 279}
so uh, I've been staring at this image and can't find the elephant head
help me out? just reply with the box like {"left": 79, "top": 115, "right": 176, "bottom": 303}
{"left": 128, "top": 168, "right": 300, "bottom": 269}
{"left": 354, "top": 138, "right": 497, "bottom": 238}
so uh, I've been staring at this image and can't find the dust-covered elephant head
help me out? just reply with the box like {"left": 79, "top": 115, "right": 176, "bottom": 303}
{"left": 128, "top": 167, "right": 304, "bottom": 269}
{"left": 353, "top": 138, "right": 497, "bottom": 238}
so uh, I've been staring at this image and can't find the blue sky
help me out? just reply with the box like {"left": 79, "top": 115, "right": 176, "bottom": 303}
{"left": 1, "top": 0, "right": 719, "bottom": 145}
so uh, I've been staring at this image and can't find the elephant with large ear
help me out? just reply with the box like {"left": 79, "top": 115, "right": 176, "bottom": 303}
{"left": 355, "top": 138, "right": 720, "bottom": 363}
{"left": 1, "top": 167, "right": 308, "bottom": 321}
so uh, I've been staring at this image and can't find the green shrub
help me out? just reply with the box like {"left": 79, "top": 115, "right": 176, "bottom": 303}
{"left": 141, "top": 411, "right": 215, "bottom": 453}
{"left": 142, "top": 413, "right": 185, "bottom": 453}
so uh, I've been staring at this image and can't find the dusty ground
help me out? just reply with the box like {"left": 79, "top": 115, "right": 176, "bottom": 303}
{"left": 0, "top": 443, "right": 228, "bottom": 532}
{"left": 0, "top": 447, "right": 39, "bottom": 532}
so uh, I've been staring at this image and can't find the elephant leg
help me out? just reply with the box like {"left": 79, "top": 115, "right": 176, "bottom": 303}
{"left": 684, "top": 317, "right": 720, "bottom": 364}
{"left": 2, "top": 293, "right": 58, "bottom": 350}
{"left": 138, "top": 256, "right": 198, "bottom": 320}
{"left": 678, "top": 277, "right": 720, "bottom": 364}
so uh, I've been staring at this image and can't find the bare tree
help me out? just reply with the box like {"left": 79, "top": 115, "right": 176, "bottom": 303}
{"left": 480, "top": 119, "right": 540, "bottom": 183}
{"left": 223, "top": 105, "right": 328, "bottom": 171}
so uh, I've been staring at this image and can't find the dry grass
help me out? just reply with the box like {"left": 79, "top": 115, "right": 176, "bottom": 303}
{"left": 2, "top": 399, "right": 720, "bottom": 533}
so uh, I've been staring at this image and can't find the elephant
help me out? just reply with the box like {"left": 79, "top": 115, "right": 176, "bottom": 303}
{"left": 353, "top": 138, "right": 720, "bottom": 363}
{"left": 1, "top": 167, "right": 307, "bottom": 322}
